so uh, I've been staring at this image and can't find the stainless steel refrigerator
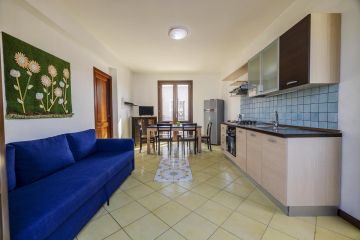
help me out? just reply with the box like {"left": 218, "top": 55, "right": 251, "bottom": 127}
{"left": 204, "top": 99, "right": 224, "bottom": 145}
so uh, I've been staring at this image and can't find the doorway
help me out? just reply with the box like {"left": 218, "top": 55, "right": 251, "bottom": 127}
{"left": 158, "top": 80, "right": 193, "bottom": 123}
{"left": 93, "top": 67, "right": 113, "bottom": 138}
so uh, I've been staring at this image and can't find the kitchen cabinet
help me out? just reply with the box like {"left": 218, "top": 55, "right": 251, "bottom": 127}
{"left": 262, "top": 39, "right": 279, "bottom": 93}
{"left": 279, "top": 13, "right": 341, "bottom": 90}
{"left": 261, "top": 135, "right": 287, "bottom": 205}
{"left": 246, "top": 130, "right": 263, "bottom": 183}
{"left": 220, "top": 124, "right": 227, "bottom": 151}
{"left": 235, "top": 128, "right": 247, "bottom": 171}
{"left": 247, "top": 54, "right": 261, "bottom": 97}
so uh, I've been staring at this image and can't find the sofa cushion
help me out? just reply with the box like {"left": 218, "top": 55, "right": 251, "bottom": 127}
{"left": 66, "top": 129, "right": 97, "bottom": 161}
{"left": 11, "top": 135, "right": 75, "bottom": 187}
{"left": 9, "top": 150, "right": 133, "bottom": 240}
{"left": 6, "top": 145, "right": 16, "bottom": 191}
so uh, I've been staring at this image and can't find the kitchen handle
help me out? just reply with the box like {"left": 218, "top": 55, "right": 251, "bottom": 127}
{"left": 286, "top": 81, "right": 298, "bottom": 85}
{"left": 268, "top": 138, "right": 277, "bottom": 143}
{"left": 250, "top": 133, "right": 256, "bottom": 137}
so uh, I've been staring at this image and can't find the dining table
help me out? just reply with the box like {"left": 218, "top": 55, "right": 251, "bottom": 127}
{"left": 146, "top": 124, "right": 202, "bottom": 154}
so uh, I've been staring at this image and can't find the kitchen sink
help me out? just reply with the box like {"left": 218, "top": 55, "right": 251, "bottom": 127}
{"left": 256, "top": 125, "right": 290, "bottom": 130}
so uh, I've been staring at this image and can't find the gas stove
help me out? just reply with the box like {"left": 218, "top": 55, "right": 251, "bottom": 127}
{"left": 227, "top": 120, "right": 257, "bottom": 125}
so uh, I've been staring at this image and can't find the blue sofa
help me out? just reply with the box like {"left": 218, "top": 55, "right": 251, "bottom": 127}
{"left": 6, "top": 129, "right": 134, "bottom": 240}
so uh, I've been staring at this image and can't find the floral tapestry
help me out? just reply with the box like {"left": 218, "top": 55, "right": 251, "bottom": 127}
{"left": 2, "top": 32, "right": 73, "bottom": 119}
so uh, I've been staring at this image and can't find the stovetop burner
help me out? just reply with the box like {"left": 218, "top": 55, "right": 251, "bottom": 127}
{"left": 238, "top": 120, "right": 257, "bottom": 125}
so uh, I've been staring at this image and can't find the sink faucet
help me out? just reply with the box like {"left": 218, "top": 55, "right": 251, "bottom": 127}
{"left": 274, "top": 111, "right": 279, "bottom": 128}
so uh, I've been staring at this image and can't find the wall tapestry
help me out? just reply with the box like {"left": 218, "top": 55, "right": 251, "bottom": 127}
{"left": 2, "top": 32, "right": 73, "bottom": 119}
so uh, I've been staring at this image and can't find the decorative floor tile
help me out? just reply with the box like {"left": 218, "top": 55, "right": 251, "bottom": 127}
{"left": 154, "top": 157, "right": 193, "bottom": 183}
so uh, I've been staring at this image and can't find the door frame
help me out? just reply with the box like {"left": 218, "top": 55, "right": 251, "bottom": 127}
{"left": 93, "top": 67, "right": 113, "bottom": 138}
{"left": 157, "top": 80, "right": 193, "bottom": 122}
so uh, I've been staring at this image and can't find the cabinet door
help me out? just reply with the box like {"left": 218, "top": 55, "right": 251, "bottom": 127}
{"left": 220, "top": 124, "right": 227, "bottom": 150}
{"left": 279, "top": 14, "right": 310, "bottom": 90}
{"left": 246, "top": 130, "right": 262, "bottom": 183}
{"left": 262, "top": 39, "right": 279, "bottom": 93}
{"left": 261, "top": 135, "right": 287, "bottom": 205}
{"left": 248, "top": 54, "right": 261, "bottom": 96}
{"left": 235, "top": 128, "right": 247, "bottom": 171}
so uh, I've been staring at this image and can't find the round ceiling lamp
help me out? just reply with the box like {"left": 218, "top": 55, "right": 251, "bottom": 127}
{"left": 168, "top": 27, "right": 189, "bottom": 40}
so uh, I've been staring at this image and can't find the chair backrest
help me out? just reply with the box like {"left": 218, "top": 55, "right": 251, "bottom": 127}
{"left": 207, "top": 122, "right": 212, "bottom": 137}
{"left": 182, "top": 123, "right": 197, "bottom": 138}
{"left": 138, "top": 123, "right": 143, "bottom": 137}
{"left": 156, "top": 123, "right": 173, "bottom": 138}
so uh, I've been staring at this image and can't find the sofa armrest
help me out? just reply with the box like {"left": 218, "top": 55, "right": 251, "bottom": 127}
{"left": 96, "top": 138, "right": 134, "bottom": 152}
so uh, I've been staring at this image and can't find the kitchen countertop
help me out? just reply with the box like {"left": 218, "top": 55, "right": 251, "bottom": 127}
{"left": 222, "top": 122, "right": 342, "bottom": 138}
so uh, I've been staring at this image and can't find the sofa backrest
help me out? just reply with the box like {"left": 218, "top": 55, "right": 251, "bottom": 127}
{"left": 6, "top": 129, "right": 96, "bottom": 191}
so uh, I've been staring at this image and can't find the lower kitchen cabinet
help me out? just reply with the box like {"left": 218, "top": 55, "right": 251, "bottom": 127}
{"left": 220, "top": 124, "right": 227, "bottom": 151}
{"left": 261, "top": 135, "right": 287, "bottom": 205}
{"left": 246, "top": 130, "right": 263, "bottom": 183}
{"left": 235, "top": 128, "right": 247, "bottom": 171}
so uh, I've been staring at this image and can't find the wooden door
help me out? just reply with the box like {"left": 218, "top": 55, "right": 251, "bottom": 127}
{"left": 279, "top": 14, "right": 311, "bottom": 90}
{"left": 94, "top": 68, "right": 113, "bottom": 138}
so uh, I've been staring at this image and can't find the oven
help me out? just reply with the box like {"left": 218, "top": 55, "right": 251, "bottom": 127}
{"left": 226, "top": 126, "right": 236, "bottom": 157}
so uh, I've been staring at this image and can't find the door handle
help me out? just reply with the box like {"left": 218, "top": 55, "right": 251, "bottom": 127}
{"left": 268, "top": 138, "right": 277, "bottom": 143}
{"left": 286, "top": 81, "right": 298, "bottom": 85}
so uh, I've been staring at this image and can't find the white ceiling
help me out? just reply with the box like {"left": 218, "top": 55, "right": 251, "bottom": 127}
{"left": 50, "top": 0, "right": 294, "bottom": 73}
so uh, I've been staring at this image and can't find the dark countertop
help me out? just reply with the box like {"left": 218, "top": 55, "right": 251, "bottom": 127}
{"left": 222, "top": 122, "right": 342, "bottom": 138}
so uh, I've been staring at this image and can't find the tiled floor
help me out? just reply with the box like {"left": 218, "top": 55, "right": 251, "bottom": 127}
{"left": 76, "top": 145, "right": 360, "bottom": 240}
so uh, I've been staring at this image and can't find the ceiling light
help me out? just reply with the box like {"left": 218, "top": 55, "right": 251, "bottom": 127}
{"left": 168, "top": 27, "right": 189, "bottom": 40}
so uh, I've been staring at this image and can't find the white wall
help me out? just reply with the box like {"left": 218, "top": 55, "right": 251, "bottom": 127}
{"left": 0, "top": 0, "right": 133, "bottom": 142}
{"left": 220, "top": 0, "right": 360, "bottom": 220}
{"left": 132, "top": 73, "right": 222, "bottom": 128}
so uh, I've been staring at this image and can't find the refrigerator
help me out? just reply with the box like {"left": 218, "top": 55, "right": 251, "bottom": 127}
{"left": 204, "top": 99, "right": 224, "bottom": 145}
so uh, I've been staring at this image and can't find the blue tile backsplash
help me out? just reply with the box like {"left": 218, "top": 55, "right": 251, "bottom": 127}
{"left": 239, "top": 85, "right": 339, "bottom": 129}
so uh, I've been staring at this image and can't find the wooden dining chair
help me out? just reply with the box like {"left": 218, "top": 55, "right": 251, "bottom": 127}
{"left": 156, "top": 123, "right": 173, "bottom": 155}
{"left": 139, "top": 124, "right": 156, "bottom": 153}
{"left": 178, "top": 123, "right": 198, "bottom": 154}
{"left": 201, "top": 121, "right": 212, "bottom": 151}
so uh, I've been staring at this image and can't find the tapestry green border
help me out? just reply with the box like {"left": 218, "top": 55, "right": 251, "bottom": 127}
{"left": 2, "top": 32, "right": 73, "bottom": 119}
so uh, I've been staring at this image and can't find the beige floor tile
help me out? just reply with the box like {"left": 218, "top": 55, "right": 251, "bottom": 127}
{"left": 176, "top": 178, "right": 203, "bottom": 189}
{"left": 153, "top": 201, "right": 191, "bottom": 226}
{"left": 156, "top": 229, "right": 186, "bottom": 240}
{"left": 315, "top": 226, "right": 354, "bottom": 240}
{"left": 211, "top": 190, "right": 244, "bottom": 210}
{"left": 77, "top": 214, "right": 120, "bottom": 240}
{"left": 208, "top": 228, "right": 241, "bottom": 240}
{"left": 234, "top": 176, "right": 255, "bottom": 189}
{"left": 105, "top": 191, "right": 134, "bottom": 212}
{"left": 110, "top": 201, "right": 149, "bottom": 227}
{"left": 222, "top": 212, "right": 267, "bottom": 240}
{"left": 216, "top": 171, "right": 239, "bottom": 182}
{"left": 120, "top": 177, "right": 142, "bottom": 190}
{"left": 133, "top": 172, "right": 155, "bottom": 183}
{"left": 104, "top": 230, "right": 131, "bottom": 240}
{"left": 247, "top": 190, "right": 276, "bottom": 208}
{"left": 192, "top": 172, "right": 213, "bottom": 182}
{"left": 145, "top": 180, "right": 171, "bottom": 190}
{"left": 237, "top": 200, "right": 275, "bottom": 225}
{"left": 269, "top": 213, "right": 315, "bottom": 240}
{"left": 124, "top": 213, "right": 169, "bottom": 240}
{"left": 175, "top": 191, "right": 208, "bottom": 210}
{"left": 207, "top": 176, "right": 233, "bottom": 188}
{"left": 138, "top": 192, "right": 170, "bottom": 211}
{"left": 195, "top": 200, "right": 232, "bottom": 225}
{"left": 224, "top": 182, "right": 254, "bottom": 198}
{"left": 191, "top": 183, "right": 221, "bottom": 198}
{"left": 173, "top": 213, "right": 218, "bottom": 240}
{"left": 91, "top": 207, "right": 108, "bottom": 221}
{"left": 261, "top": 227, "right": 297, "bottom": 240}
{"left": 124, "top": 183, "right": 154, "bottom": 199}
{"left": 317, "top": 216, "right": 360, "bottom": 240}
{"left": 159, "top": 184, "right": 188, "bottom": 198}
{"left": 201, "top": 167, "right": 221, "bottom": 176}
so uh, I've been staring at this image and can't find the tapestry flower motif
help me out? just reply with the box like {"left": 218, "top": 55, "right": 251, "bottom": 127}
{"left": 54, "top": 87, "right": 62, "bottom": 97}
{"left": 41, "top": 75, "right": 51, "bottom": 87}
{"left": 48, "top": 65, "right": 57, "bottom": 78}
{"left": 10, "top": 52, "right": 39, "bottom": 113}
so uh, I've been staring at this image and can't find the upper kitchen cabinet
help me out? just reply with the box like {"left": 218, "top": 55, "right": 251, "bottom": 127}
{"left": 279, "top": 13, "right": 341, "bottom": 90}
{"left": 248, "top": 53, "right": 261, "bottom": 97}
{"left": 262, "top": 39, "right": 279, "bottom": 93}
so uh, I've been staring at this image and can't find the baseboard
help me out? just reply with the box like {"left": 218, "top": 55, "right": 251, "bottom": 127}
{"left": 338, "top": 209, "right": 360, "bottom": 230}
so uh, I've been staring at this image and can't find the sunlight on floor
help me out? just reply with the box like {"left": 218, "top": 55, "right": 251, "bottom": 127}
{"left": 76, "top": 144, "right": 360, "bottom": 240}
